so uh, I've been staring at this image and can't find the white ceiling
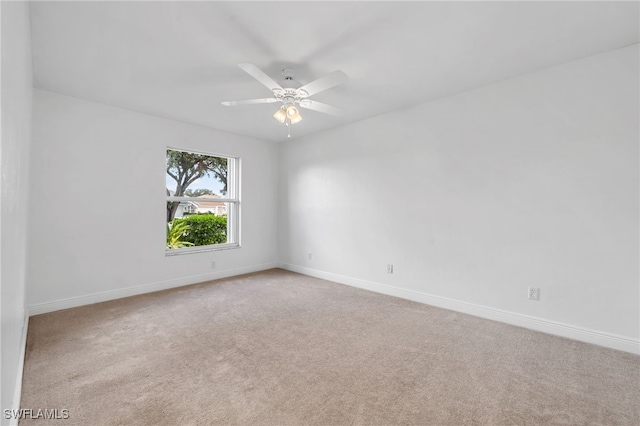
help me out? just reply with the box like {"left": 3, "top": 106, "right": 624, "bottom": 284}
{"left": 29, "top": 1, "right": 639, "bottom": 143}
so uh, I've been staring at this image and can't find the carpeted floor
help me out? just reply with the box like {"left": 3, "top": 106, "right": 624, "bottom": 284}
{"left": 20, "top": 269, "right": 640, "bottom": 425}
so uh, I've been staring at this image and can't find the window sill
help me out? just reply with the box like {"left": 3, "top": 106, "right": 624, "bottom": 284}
{"left": 165, "top": 243, "right": 240, "bottom": 256}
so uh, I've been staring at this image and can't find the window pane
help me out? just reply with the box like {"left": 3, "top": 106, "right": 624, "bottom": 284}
{"left": 167, "top": 208, "right": 228, "bottom": 248}
{"left": 166, "top": 149, "right": 228, "bottom": 198}
{"left": 166, "top": 148, "right": 238, "bottom": 251}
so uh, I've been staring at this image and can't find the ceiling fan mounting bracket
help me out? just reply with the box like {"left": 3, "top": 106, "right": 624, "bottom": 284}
{"left": 282, "top": 68, "right": 295, "bottom": 79}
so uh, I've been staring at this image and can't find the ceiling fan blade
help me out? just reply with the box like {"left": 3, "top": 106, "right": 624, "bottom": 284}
{"left": 221, "top": 98, "right": 279, "bottom": 106}
{"left": 298, "top": 99, "right": 344, "bottom": 116}
{"left": 238, "top": 63, "right": 283, "bottom": 92}
{"left": 298, "top": 70, "right": 347, "bottom": 97}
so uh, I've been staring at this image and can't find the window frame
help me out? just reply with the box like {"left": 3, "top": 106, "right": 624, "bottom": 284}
{"left": 165, "top": 147, "right": 241, "bottom": 256}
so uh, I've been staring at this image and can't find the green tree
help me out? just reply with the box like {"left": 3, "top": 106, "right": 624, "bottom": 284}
{"left": 166, "top": 150, "right": 227, "bottom": 222}
{"left": 185, "top": 188, "right": 215, "bottom": 197}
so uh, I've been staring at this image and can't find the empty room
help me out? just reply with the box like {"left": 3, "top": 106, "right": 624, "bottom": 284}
{"left": 1, "top": 1, "right": 639, "bottom": 425}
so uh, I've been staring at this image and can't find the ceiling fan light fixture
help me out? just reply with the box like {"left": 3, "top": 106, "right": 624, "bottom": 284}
{"left": 285, "top": 104, "right": 302, "bottom": 124}
{"left": 290, "top": 113, "right": 303, "bottom": 124}
{"left": 273, "top": 106, "right": 287, "bottom": 124}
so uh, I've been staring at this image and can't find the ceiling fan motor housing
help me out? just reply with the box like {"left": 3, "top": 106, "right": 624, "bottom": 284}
{"left": 273, "top": 87, "right": 309, "bottom": 105}
{"left": 273, "top": 68, "right": 308, "bottom": 104}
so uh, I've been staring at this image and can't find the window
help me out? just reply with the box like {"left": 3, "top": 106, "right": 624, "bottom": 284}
{"left": 182, "top": 203, "right": 197, "bottom": 214}
{"left": 166, "top": 148, "right": 240, "bottom": 254}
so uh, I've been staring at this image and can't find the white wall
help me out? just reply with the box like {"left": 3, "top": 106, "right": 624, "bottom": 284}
{"left": 28, "top": 90, "right": 279, "bottom": 312}
{"left": 279, "top": 45, "right": 639, "bottom": 351}
{"left": 1, "top": 1, "right": 32, "bottom": 420}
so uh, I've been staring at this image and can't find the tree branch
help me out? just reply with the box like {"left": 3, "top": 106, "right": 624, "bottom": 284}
{"left": 166, "top": 169, "right": 179, "bottom": 182}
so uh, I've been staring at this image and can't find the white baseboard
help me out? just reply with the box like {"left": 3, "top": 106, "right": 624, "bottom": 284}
{"left": 29, "top": 262, "right": 279, "bottom": 316}
{"left": 279, "top": 263, "right": 640, "bottom": 355}
{"left": 9, "top": 310, "right": 30, "bottom": 426}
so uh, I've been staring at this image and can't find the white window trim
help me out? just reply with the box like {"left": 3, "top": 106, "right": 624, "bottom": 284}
{"left": 165, "top": 148, "right": 241, "bottom": 256}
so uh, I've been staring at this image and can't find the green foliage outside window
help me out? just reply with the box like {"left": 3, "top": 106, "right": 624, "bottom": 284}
{"left": 168, "top": 214, "right": 227, "bottom": 248}
{"left": 166, "top": 221, "right": 194, "bottom": 249}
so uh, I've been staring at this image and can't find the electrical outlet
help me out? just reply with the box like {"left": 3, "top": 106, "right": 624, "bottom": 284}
{"left": 387, "top": 264, "right": 394, "bottom": 274}
{"left": 307, "top": 253, "right": 313, "bottom": 260}
{"left": 528, "top": 287, "right": 539, "bottom": 300}
{"left": 210, "top": 261, "right": 216, "bottom": 269}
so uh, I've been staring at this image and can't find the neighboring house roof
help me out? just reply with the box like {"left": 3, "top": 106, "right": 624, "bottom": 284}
{"left": 180, "top": 200, "right": 198, "bottom": 207}
{"left": 195, "top": 195, "right": 226, "bottom": 209}
{"left": 172, "top": 193, "right": 226, "bottom": 211}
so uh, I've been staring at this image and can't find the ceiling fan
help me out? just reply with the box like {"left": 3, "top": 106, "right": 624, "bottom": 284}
{"left": 222, "top": 63, "right": 347, "bottom": 138}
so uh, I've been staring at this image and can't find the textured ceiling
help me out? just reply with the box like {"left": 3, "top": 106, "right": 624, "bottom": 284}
{"left": 29, "top": 1, "right": 639, "bottom": 142}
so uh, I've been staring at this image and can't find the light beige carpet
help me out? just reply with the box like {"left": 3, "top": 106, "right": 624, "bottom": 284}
{"left": 20, "top": 269, "right": 639, "bottom": 425}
